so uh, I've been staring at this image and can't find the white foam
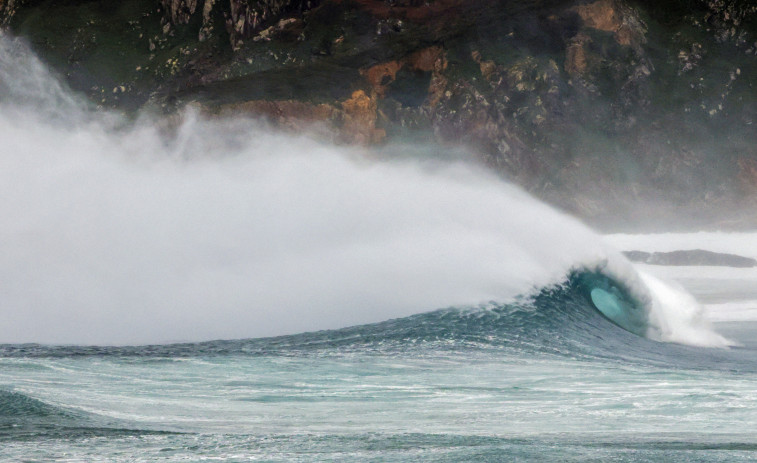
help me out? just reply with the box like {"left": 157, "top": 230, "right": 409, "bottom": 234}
{"left": 0, "top": 35, "right": 730, "bottom": 347}
{"left": 637, "top": 271, "right": 734, "bottom": 347}
{"left": 703, "top": 301, "right": 757, "bottom": 322}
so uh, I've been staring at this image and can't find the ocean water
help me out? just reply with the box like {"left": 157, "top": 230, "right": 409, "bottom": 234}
{"left": 2, "top": 34, "right": 757, "bottom": 461}
{"left": 3, "top": 268, "right": 757, "bottom": 462}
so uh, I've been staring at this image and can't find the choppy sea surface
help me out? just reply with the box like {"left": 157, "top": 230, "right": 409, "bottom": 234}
{"left": 4, "top": 232, "right": 757, "bottom": 462}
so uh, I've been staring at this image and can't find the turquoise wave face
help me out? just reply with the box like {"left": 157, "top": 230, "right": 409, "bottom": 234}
{"left": 572, "top": 271, "right": 649, "bottom": 338}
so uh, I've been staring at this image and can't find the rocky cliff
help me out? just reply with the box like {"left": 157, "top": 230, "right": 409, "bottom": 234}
{"left": 2, "top": 0, "right": 756, "bottom": 230}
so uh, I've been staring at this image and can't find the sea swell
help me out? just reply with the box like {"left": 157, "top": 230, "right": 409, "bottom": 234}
{"left": 0, "top": 268, "right": 743, "bottom": 371}
{"left": 0, "top": 388, "right": 169, "bottom": 441}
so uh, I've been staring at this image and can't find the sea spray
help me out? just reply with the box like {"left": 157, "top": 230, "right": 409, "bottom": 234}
{"left": 0, "top": 34, "right": 727, "bottom": 347}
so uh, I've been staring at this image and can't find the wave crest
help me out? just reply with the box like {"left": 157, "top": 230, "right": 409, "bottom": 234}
{"left": 0, "top": 34, "right": 729, "bottom": 348}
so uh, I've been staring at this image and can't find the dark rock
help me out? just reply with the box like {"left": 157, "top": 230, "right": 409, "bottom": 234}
{"left": 624, "top": 249, "right": 757, "bottom": 267}
{"left": 2, "top": 0, "right": 757, "bottom": 230}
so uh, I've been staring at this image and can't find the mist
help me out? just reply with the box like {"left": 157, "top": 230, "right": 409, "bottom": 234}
{"left": 0, "top": 35, "right": 727, "bottom": 347}
{"left": 1, "top": 113, "right": 606, "bottom": 344}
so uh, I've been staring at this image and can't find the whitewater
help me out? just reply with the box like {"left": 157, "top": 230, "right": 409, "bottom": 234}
{"left": 2, "top": 34, "right": 757, "bottom": 462}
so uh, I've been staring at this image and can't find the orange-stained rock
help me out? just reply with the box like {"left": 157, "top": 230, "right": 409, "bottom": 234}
{"left": 215, "top": 91, "right": 384, "bottom": 145}
{"left": 360, "top": 61, "right": 403, "bottom": 96}
{"left": 572, "top": 0, "right": 644, "bottom": 49}
{"left": 574, "top": 0, "right": 620, "bottom": 33}
{"left": 360, "top": 46, "right": 447, "bottom": 105}
{"left": 340, "top": 90, "right": 385, "bottom": 144}
{"left": 406, "top": 46, "right": 446, "bottom": 73}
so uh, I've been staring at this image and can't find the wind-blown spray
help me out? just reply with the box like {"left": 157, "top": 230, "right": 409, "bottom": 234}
{"left": 0, "top": 34, "right": 729, "bottom": 347}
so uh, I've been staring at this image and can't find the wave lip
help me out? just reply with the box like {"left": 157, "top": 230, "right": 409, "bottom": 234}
{"left": 576, "top": 260, "right": 734, "bottom": 348}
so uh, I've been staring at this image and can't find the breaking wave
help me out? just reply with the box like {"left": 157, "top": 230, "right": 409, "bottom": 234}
{"left": 0, "top": 34, "right": 728, "bottom": 347}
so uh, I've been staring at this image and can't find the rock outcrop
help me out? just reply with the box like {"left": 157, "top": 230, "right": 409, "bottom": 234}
{"left": 624, "top": 249, "right": 757, "bottom": 267}
{"left": 156, "top": 0, "right": 319, "bottom": 49}
{"left": 2, "top": 0, "right": 757, "bottom": 229}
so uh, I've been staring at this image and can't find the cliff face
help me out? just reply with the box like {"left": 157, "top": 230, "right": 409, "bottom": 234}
{"left": 2, "top": 0, "right": 757, "bottom": 229}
